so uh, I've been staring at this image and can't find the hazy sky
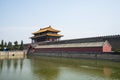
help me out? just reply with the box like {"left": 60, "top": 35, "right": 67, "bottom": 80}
{"left": 0, "top": 0, "right": 120, "bottom": 43}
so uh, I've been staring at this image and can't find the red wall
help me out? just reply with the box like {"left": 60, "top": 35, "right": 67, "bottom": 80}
{"left": 35, "top": 47, "right": 103, "bottom": 52}
{"left": 103, "top": 44, "right": 112, "bottom": 52}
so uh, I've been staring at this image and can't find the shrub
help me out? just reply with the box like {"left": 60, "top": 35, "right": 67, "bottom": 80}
{"left": 114, "top": 49, "right": 120, "bottom": 52}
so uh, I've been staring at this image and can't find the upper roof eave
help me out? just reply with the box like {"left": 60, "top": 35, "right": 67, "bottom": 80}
{"left": 32, "top": 26, "right": 60, "bottom": 34}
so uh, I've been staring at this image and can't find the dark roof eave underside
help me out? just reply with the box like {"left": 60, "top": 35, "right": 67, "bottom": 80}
{"left": 31, "top": 36, "right": 62, "bottom": 39}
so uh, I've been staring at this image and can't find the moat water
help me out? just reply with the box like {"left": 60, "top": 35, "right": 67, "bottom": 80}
{"left": 0, "top": 56, "right": 120, "bottom": 80}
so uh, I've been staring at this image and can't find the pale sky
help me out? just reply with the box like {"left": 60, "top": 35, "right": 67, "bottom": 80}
{"left": 0, "top": 0, "right": 120, "bottom": 43}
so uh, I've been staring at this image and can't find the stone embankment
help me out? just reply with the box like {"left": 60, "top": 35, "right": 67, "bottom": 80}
{"left": 29, "top": 52, "right": 120, "bottom": 61}
{"left": 0, "top": 51, "right": 26, "bottom": 56}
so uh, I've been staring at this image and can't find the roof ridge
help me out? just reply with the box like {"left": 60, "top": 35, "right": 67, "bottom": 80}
{"left": 40, "top": 25, "right": 51, "bottom": 30}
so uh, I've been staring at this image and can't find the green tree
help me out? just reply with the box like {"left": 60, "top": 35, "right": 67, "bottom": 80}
{"left": 0, "top": 44, "right": 1, "bottom": 51}
{"left": 19, "top": 40, "right": 24, "bottom": 50}
{"left": 7, "top": 42, "right": 13, "bottom": 50}
{"left": 4, "top": 42, "right": 7, "bottom": 47}
{"left": 1, "top": 40, "right": 4, "bottom": 51}
{"left": 14, "top": 41, "right": 19, "bottom": 50}
{"left": 4, "top": 42, "right": 7, "bottom": 51}
{"left": 114, "top": 49, "right": 120, "bottom": 52}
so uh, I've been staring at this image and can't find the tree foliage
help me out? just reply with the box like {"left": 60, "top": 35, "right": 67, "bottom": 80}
{"left": 0, "top": 40, "right": 24, "bottom": 51}
{"left": 1, "top": 40, "right": 4, "bottom": 51}
{"left": 114, "top": 49, "right": 120, "bottom": 52}
{"left": 14, "top": 41, "right": 19, "bottom": 50}
{"left": 7, "top": 42, "right": 13, "bottom": 50}
{"left": 4, "top": 42, "right": 7, "bottom": 47}
{"left": 19, "top": 40, "right": 24, "bottom": 50}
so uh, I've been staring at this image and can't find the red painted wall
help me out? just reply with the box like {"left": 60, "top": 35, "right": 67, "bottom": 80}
{"left": 103, "top": 44, "right": 112, "bottom": 52}
{"left": 35, "top": 47, "right": 103, "bottom": 52}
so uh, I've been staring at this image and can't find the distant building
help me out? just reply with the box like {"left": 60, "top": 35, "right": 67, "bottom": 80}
{"left": 30, "top": 26, "right": 63, "bottom": 43}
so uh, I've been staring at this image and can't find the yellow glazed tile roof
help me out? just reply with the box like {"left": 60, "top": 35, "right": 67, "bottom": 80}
{"left": 32, "top": 26, "right": 60, "bottom": 34}
{"left": 46, "top": 33, "right": 63, "bottom": 37}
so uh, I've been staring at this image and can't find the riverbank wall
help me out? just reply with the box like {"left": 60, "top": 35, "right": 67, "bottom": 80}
{"left": 0, "top": 51, "right": 26, "bottom": 56}
{"left": 29, "top": 52, "right": 120, "bottom": 61}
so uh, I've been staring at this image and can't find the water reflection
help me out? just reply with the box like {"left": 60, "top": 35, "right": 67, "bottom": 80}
{"left": 28, "top": 56, "right": 58, "bottom": 80}
{"left": 0, "top": 56, "right": 120, "bottom": 80}
{"left": 28, "top": 56, "right": 120, "bottom": 80}
{"left": 103, "top": 67, "right": 111, "bottom": 78}
{"left": 0, "top": 59, "right": 24, "bottom": 80}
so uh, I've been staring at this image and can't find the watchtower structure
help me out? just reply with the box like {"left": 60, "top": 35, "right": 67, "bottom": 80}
{"left": 31, "top": 26, "right": 63, "bottom": 43}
